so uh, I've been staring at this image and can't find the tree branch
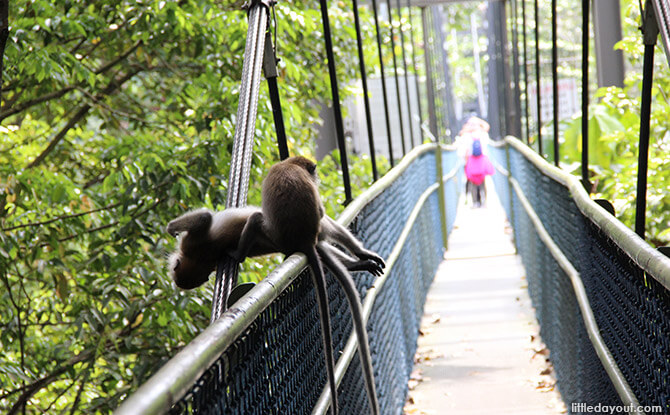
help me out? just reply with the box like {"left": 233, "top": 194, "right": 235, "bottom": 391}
{"left": 1, "top": 41, "right": 142, "bottom": 122}
{"left": 94, "top": 40, "right": 142, "bottom": 75}
{"left": 0, "top": 86, "right": 77, "bottom": 122}
{"left": 2, "top": 201, "right": 122, "bottom": 231}
{"left": 25, "top": 103, "right": 91, "bottom": 168}
{"left": 4, "top": 315, "right": 143, "bottom": 414}
{"left": 26, "top": 69, "right": 141, "bottom": 169}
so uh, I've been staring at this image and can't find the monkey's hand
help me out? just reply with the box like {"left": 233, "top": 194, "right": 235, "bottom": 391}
{"left": 356, "top": 250, "right": 386, "bottom": 270}
{"left": 348, "top": 259, "right": 385, "bottom": 277}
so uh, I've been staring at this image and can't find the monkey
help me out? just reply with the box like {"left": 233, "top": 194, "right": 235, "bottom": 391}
{"left": 229, "top": 156, "right": 380, "bottom": 415}
{"left": 166, "top": 207, "right": 385, "bottom": 290}
{"left": 165, "top": 193, "right": 384, "bottom": 413}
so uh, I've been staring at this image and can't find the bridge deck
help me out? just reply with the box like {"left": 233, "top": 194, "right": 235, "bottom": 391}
{"left": 404, "top": 182, "right": 565, "bottom": 414}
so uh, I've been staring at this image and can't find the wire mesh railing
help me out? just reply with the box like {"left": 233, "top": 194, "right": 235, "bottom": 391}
{"left": 491, "top": 137, "right": 670, "bottom": 414}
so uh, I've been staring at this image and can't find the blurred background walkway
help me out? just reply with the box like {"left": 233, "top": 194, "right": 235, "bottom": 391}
{"left": 405, "top": 181, "right": 565, "bottom": 415}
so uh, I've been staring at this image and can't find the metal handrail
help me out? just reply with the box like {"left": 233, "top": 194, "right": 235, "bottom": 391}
{"left": 505, "top": 136, "right": 670, "bottom": 290}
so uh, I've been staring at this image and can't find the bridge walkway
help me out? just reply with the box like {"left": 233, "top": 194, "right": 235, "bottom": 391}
{"left": 405, "top": 182, "right": 565, "bottom": 415}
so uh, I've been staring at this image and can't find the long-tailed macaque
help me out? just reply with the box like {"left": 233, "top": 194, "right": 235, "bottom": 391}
{"left": 166, "top": 157, "right": 381, "bottom": 414}
{"left": 166, "top": 208, "right": 384, "bottom": 289}
{"left": 166, "top": 158, "right": 382, "bottom": 414}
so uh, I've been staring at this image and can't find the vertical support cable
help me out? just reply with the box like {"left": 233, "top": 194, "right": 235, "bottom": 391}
{"left": 352, "top": 0, "right": 378, "bottom": 180}
{"left": 470, "top": 12, "right": 486, "bottom": 118}
{"left": 408, "top": 2, "right": 425, "bottom": 142}
{"left": 422, "top": 7, "right": 438, "bottom": 139}
{"left": 397, "top": 0, "right": 416, "bottom": 148}
{"left": 371, "top": 0, "right": 395, "bottom": 167}
{"left": 387, "top": 0, "right": 408, "bottom": 155}
{"left": 581, "top": 0, "right": 590, "bottom": 187}
{"left": 521, "top": 0, "right": 530, "bottom": 142}
{"left": 635, "top": 0, "right": 659, "bottom": 239}
{"left": 263, "top": 30, "right": 289, "bottom": 160}
{"left": 319, "top": 0, "right": 353, "bottom": 204}
{"left": 212, "top": 3, "right": 269, "bottom": 321}
{"left": 534, "top": 0, "right": 543, "bottom": 156}
{"left": 433, "top": 6, "right": 455, "bottom": 140}
{"left": 511, "top": 0, "right": 523, "bottom": 138}
{"left": 551, "top": 0, "right": 559, "bottom": 166}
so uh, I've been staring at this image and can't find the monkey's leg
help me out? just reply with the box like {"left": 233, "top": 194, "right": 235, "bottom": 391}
{"left": 325, "top": 244, "right": 384, "bottom": 277}
{"left": 317, "top": 242, "right": 379, "bottom": 415}
{"left": 305, "top": 247, "right": 339, "bottom": 415}
{"left": 229, "top": 212, "right": 266, "bottom": 262}
{"left": 166, "top": 209, "right": 212, "bottom": 236}
{"left": 320, "top": 217, "right": 385, "bottom": 269}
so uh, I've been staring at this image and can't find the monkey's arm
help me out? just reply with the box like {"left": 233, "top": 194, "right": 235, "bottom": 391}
{"left": 320, "top": 243, "right": 384, "bottom": 277}
{"left": 166, "top": 209, "right": 212, "bottom": 236}
{"left": 320, "top": 216, "right": 386, "bottom": 269}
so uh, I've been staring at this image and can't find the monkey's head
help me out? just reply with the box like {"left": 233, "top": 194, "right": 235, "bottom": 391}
{"left": 285, "top": 156, "right": 317, "bottom": 181}
{"left": 168, "top": 252, "right": 213, "bottom": 289}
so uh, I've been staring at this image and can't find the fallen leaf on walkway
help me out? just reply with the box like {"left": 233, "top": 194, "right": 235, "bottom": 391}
{"left": 535, "top": 379, "right": 555, "bottom": 392}
{"left": 430, "top": 314, "right": 441, "bottom": 324}
{"left": 540, "top": 367, "right": 552, "bottom": 375}
{"left": 532, "top": 347, "right": 549, "bottom": 358}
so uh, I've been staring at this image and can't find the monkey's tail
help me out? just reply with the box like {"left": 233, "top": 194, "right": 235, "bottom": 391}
{"left": 305, "top": 247, "right": 339, "bottom": 415}
{"left": 317, "top": 243, "right": 380, "bottom": 415}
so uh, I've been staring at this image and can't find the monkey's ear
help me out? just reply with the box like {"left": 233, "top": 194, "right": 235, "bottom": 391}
{"left": 306, "top": 162, "right": 316, "bottom": 175}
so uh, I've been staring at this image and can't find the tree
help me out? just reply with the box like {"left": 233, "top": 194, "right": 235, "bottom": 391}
{"left": 0, "top": 0, "right": 384, "bottom": 412}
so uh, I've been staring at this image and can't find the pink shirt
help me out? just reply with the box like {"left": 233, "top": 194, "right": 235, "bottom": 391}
{"left": 465, "top": 155, "right": 494, "bottom": 185}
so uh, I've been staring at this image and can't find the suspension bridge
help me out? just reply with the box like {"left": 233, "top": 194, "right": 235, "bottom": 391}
{"left": 115, "top": 0, "right": 670, "bottom": 414}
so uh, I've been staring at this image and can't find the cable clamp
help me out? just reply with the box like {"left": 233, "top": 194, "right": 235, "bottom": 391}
{"left": 242, "top": 0, "right": 276, "bottom": 11}
{"left": 640, "top": 0, "right": 659, "bottom": 45}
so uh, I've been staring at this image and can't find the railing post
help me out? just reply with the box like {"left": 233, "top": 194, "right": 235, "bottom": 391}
{"left": 504, "top": 141, "right": 517, "bottom": 252}
{"left": 435, "top": 144, "right": 448, "bottom": 250}
{"left": 635, "top": 0, "right": 659, "bottom": 239}
{"left": 212, "top": 0, "right": 271, "bottom": 321}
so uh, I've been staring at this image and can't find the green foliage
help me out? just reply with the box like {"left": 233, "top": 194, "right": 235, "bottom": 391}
{"left": 557, "top": 0, "right": 670, "bottom": 246}
{"left": 0, "top": 0, "right": 388, "bottom": 412}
